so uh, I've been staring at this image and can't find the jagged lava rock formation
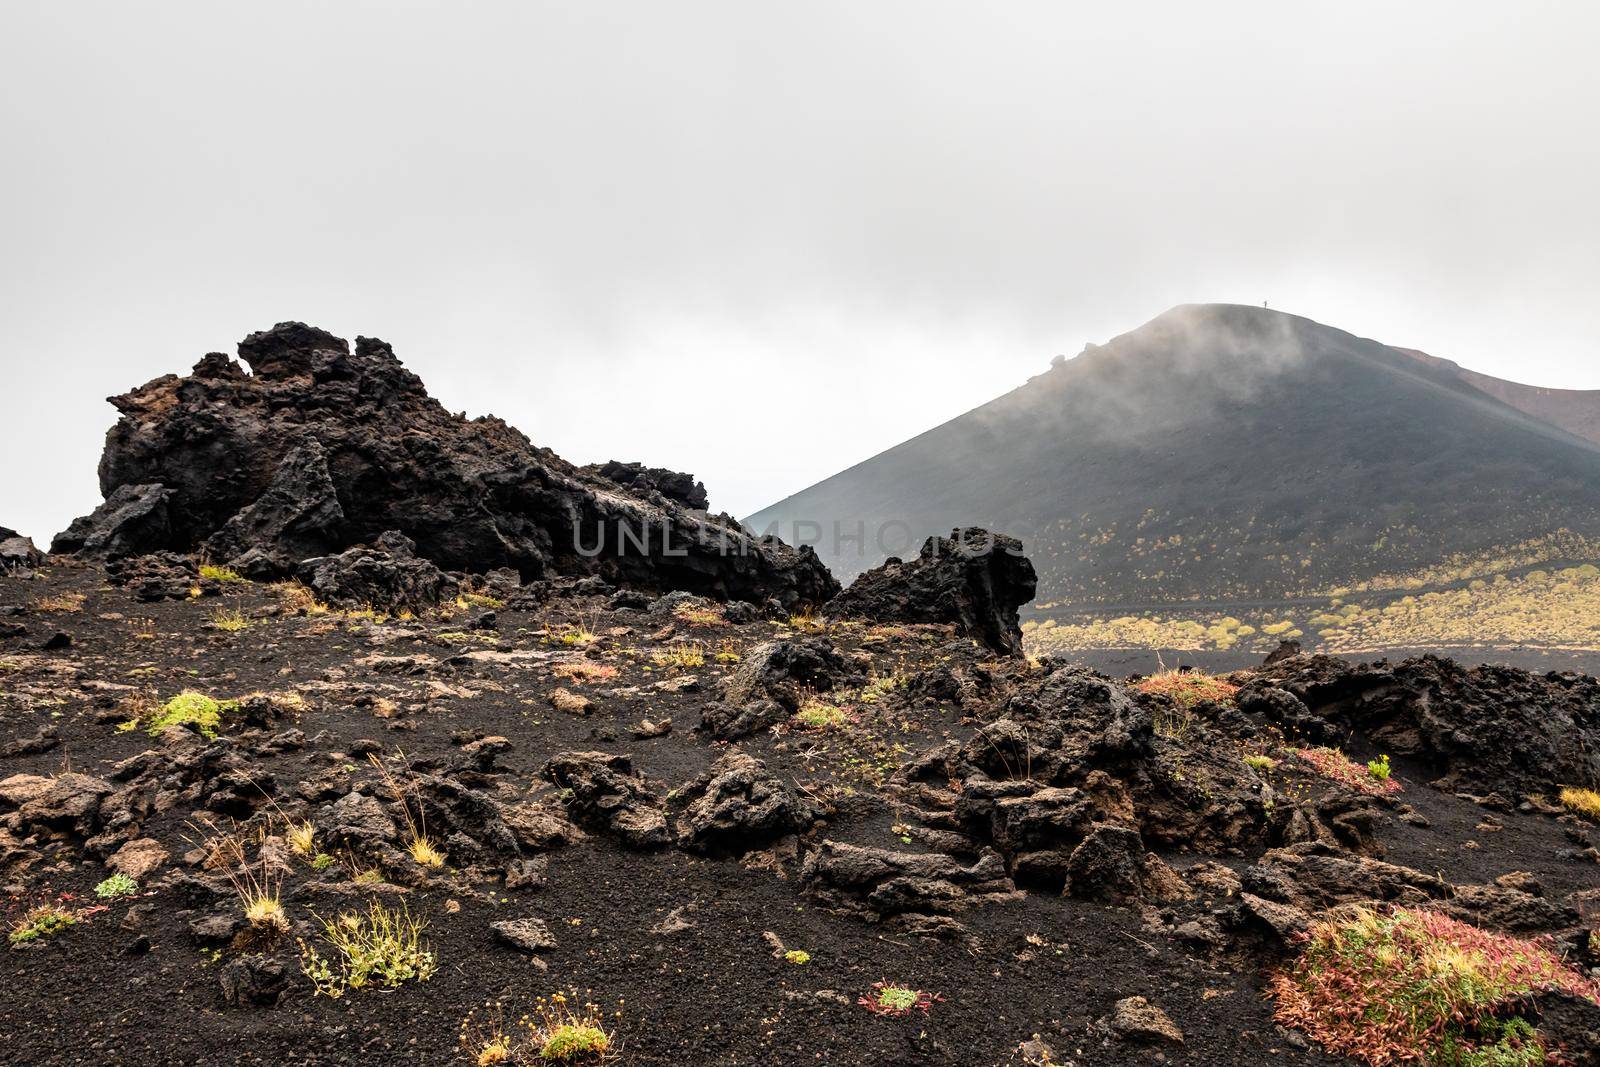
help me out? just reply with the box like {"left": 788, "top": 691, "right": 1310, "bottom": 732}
{"left": 826, "top": 527, "right": 1038, "bottom": 655}
{"left": 4, "top": 551, "right": 1600, "bottom": 1061}
{"left": 54, "top": 322, "right": 836, "bottom": 607}
{"left": 0, "top": 527, "right": 43, "bottom": 575}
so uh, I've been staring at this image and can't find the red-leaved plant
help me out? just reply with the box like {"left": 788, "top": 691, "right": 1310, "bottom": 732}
{"left": 1295, "top": 746, "right": 1404, "bottom": 797}
{"left": 1133, "top": 670, "right": 1239, "bottom": 708}
{"left": 859, "top": 982, "right": 942, "bottom": 1017}
{"left": 1271, "top": 906, "right": 1600, "bottom": 1066}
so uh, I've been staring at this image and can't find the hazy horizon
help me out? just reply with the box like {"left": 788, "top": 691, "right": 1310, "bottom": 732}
{"left": 4, "top": 2, "right": 1598, "bottom": 543}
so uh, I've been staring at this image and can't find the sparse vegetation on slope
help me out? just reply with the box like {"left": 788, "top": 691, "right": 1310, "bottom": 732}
{"left": 1132, "top": 669, "right": 1238, "bottom": 707}
{"left": 1025, "top": 557, "right": 1600, "bottom": 658}
{"left": 298, "top": 901, "right": 436, "bottom": 998}
{"left": 6, "top": 552, "right": 1600, "bottom": 1064}
{"left": 8, "top": 904, "right": 77, "bottom": 947}
{"left": 860, "top": 982, "right": 941, "bottom": 1017}
{"left": 120, "top": 690, "right": 238, "bottom": 738}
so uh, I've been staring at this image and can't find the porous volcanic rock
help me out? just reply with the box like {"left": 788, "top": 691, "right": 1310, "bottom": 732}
{"left": 60, "top": 322, "right": 838, "bottom": 607}
{"left": 104, "top": 552, "right": 203, "bottom": 601}
{"left": 920, "top": 663, "right": 1279, "bottom": 881}
{"left": 543, "top": 751, "right": 669, "bottom": 849}
{"left": 217, "top": 954, "right": 291, "bottom": 1008}
{"left": 203, "top": 438, "right": 346, "bottom": 574}
{"left": 581, "top": 460, "right": 709, "bottom": 511}
{"left": 718, "top": 637, "right": 853, "bottom": 708}
{"left": 1107, "top": 997, "right": 1185, "bottom": 1046}
{"left": 1241, "top": 843, "right": 1449, "bottom": 911}
{"left": 799, "top": 839, "right": 1016, "bottom": 919}
{"left": 1241, "top": 652, "right": 1600, "bottom": 794}
{"left": 320, "top": 791, "right": 399, "bottom": 850}
{"left": 297, "top": 531, "right": 457, "bottom": 614}
{"left": 5, "top": 772, "right": 115, "bottom": 836}
{"left": 0, "top": 527, "right": 43, "bottom": 572}
{"left": 669, "top": 751, "right": 818, "bottom": 855}
{"left": 826, "top": 527, "right": 1037, "bottom": 655}
{"left": 1062, "top": 823, "right": 1170, "bottom": 903}
{"left": 490, "top": 917, "right": 557, "bottom": 954}
{"left": 51, "top": 483, "right": 174, "bottom": 558}
{"left": 701, "top": 636, "right": 858, "bottom": 740}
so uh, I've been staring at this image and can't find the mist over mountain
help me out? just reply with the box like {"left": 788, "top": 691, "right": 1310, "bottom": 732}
{"left": 747, "top": 304, "right": 1600, "bottom": 606}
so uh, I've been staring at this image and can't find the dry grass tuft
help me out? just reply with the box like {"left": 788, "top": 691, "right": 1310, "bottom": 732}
{"left": 408, "top": 837, "right": 446, "bottom": 869}
{"left": 1559, "top": 786, "right": 1600, "bottom": 822}
{"left": 671, "top": 602, "right": 727, "bottom": 627}
{"left": 272, "top": 580, "right": 329, "bottom": 615}
{"left": 785, "top": 610, "right": 826, "bottom": 633}
{"left": 199, "top": 563, "right": 246, "bottom": 583}
{"left": 209, "top": 607, "right": 251, "bottom": 632}
{"left": 553, "top": 619, "right": 600, "bottom": 647}
{"left": 455, "top": 589, "right": 505, "bottom": 612}
{"left": 552, "top": 661, "right": 619, "bottom": 684}
{"left": 368, "top": 752, "right": 446, "bottom": 870}
{"left": 188, "top": 819, "right": 288, "bottom": 934}
{"left": 792, "top": 695, "right": 850, "bottom": 731}
{"left": 286, "top": 820, "right": 317, "bottom": 856}
{"left": 33, "top": 592, "right": 86, "bottom": 613}
{"left": 460, "top": 992, "right": 622, "bottom": 1064}
{"left": 651, "top": 643, "right": 705, "bottom": 670}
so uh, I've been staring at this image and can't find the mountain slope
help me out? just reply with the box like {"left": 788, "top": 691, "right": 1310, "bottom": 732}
{"left": 747, "top": 304, "right": 1600, "bottom": 607}
{"left": 1399, "top": 347, "right": 1600, "bottom": 447}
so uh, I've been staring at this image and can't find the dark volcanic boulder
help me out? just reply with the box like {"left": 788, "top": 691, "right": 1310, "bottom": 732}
{"left": 298, "top": 531, "right": 456, "bottom": 614}
{"left": 1244, "top": 652, "right": 1600, "bottom": 795}
{"left": 1062, "top": 823, "right": 1154, "bottom": 903}
{"left": 2, "top": 772, "right": 115, "bottom": 836}
{"left": 0, "top": 527, "right": 43, "bottom": 572}
{"left": 799, "top": 839, "right": 1016, "bottom": 918}
{"left": 217, "top": 954, "right": 290, "bottom": 1008}
{"left": 59, "top": 322, "right": 838, "bottom": 607}
{"left": 1243, "top": 843, "right": 1449, "bottom": 911}
{"left": 826, "top": 527, "right": 1037, "bottom": 655}
{"left": 319, "top": 791, "right": 399, "bottom": 850}
{"left": 703, "top": 636, "right": 856, "bottom": 740}
{"left": 543, "top": 751, "right": 668, "bottom": 849}
{"left": 717, "top": 637, "right": 852, "bottom": 709}
{"left": 582, "top": 460, "right": 709, "bottom": 511}
{"left": 51, "top": 483, "right": 174, "bottom": 558}
{"left": 669, "top": 752, "right": 818, "bottom": 855}
{"left": 105, "top": 552, "right": 201, "bottom": 601}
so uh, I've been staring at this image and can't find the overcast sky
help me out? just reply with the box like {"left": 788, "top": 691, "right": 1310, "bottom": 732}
{"left": 3, "top": 1, "right": 1598, "bottom": 543}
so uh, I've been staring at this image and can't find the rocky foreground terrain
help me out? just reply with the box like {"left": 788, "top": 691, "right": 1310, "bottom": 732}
{"left": 4, "top": 553, "right": 1600, "bottom": 1066}
{"left": 2, "top": 324, "right": 1599, "bottom": 1066}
